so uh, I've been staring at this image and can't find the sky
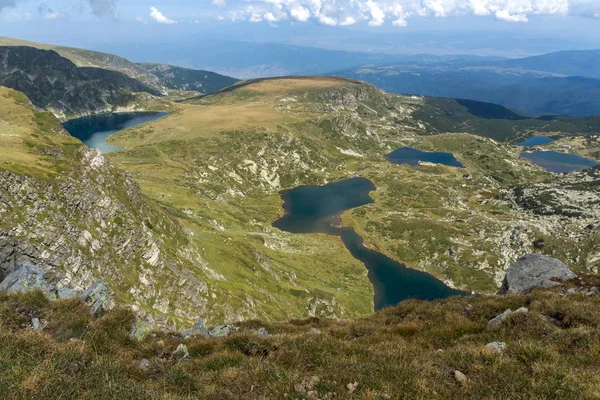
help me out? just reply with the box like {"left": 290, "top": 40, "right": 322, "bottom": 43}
{"left": 1, "top": 0, "right": 599, "bottom": 58}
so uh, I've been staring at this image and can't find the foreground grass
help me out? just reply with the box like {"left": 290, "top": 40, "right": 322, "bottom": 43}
{"left": 2, "top": 279, "right": 600, "bottom": 399}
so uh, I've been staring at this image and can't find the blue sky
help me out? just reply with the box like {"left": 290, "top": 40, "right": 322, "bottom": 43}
{"left": 1, "top": 0, "right": 599, "bottom": 57}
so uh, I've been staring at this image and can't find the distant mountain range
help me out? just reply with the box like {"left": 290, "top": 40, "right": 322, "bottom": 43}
{"left": 93, "top": 40, "right": 505, "bottom": 79}
{"left": 84, "top": 39, "right": 600, "bottom": 117}
{"left": 335, "top": 49, "right": 600, "bottom": 117}
{"left": 0, "top": 37, "right": 239, "bottom": 118}
{"left": 2, "top": 35, "right": 599, "bottom": 118}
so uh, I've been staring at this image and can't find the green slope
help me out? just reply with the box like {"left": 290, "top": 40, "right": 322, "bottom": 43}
{"left": 138, "top": 63, "right": 239, "bottom": 94}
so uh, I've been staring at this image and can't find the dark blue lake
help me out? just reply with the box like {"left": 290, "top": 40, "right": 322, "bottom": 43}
{"left": 521, "top": 151, "right": 598, "bottom": 173}
{"left": 387, "top": 147, "right": 464, "bottom": 168}
{"left": 518, "top": 136, "right": 554, "bottom": 146}
{"left": 63, "top": 112, "right": 167, "bottom": 153}
{"left": 273, "top": 177, "right": 464, "bottom": 310}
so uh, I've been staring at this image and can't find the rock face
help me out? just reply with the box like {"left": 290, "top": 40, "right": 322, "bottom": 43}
{"left": 181, "top": 318, "right": 209, "bottom": 338}
{"left": 499, "top": 254, "right": 576, "bottom": 294}
{"left": 80, "top": 281, "right": 113, "bottom": 316}
{"left": 0, "top": 259, "right": 114, "bottom": 316}
{"left": 0, "top": 238, "right": 16, "bottom": 280}
{"left": 0, "top": 261, "right": 77, "bottom": 299}
{"left": 0, "top": 46, "right": 161, "bottom": 118}
{"left": 0, "top": 261, "right": 54, "bottom": 295}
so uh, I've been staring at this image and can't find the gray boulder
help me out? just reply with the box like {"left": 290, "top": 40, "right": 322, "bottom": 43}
{"left": 487, "top": 307, "right": 529, "bottom": 329}
{"left": 0, "top": 260, "right": 79, "bottom": 300}
{"left": 80, "top": 281, "right": 113, "bottom": 316}
{"left": 487, "top": 309, "right": 513, "bottom": 329}
{"left": 0, "top": 261, "right": 56, "bottom": 297}
{"left": 251, "top": 327, "right": 270, "bottom": 337}
{"left": 181, "top": 318, "right": 209, "bottom": 338}
{"left": 209, "top": 325, "right": 232, "bottom": 338}
{"left": 484, "top": 341, "right": 507, "bottom": 353}
{"left": 130, "top": 321, "right": 151, "bottom": 341}
{"left": 499, "top": 254, "right": 576, "bottom": 294}
{"left": 56, "top": 287, "right": 79, "bottom": 299}
{"left": 172, "top": 344, "right": 189, "bottom": 360}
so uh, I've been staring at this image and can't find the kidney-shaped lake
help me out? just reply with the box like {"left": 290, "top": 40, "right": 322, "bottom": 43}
{"left": 274, "top": 177, "right": 465, "bottom": 310}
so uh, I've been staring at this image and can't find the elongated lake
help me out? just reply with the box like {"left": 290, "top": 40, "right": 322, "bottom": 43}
{"left": 521, "top": 151, "right": 598, "bottom": 173}
{"left": 518, "top": 136, "right": 554, "bottom": 146}
{"left": 273, "top": 177, "right": 464, "bottom": 310}
{"left": 63, "top": 112, "right": 167, "bottom": 153}
{"left": 387, "top": 147, "right": 464, "bottom": 168}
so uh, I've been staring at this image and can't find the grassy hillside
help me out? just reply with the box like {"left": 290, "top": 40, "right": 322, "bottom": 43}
{"left": 0, "top": 36, "right": 163, "bottom": 89}
{"left": 411, "top": 97, "right": 600, "bottom": 142}
{"left": 0, "top": 86, "right": 239, "bottom": 327}
{"left": 1, "top": 279, "right": 599, "bottom": 399}
{"left": 0, "top": 37, "right": 240, "bottom": 98}
{"left": 138, "top": 63, "right": 239, "bottom": 94}
{"left": 105, "top": 76, "right": 600, "bottom": 307}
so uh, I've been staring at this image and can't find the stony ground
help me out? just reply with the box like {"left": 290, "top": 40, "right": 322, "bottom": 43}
{"left": 1, "top": 275, "right": 600, "bottom": 399}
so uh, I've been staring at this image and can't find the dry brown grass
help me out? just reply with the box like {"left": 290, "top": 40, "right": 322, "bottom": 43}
{"left": 1, "top": 280, "right": 600, "bottom": 399}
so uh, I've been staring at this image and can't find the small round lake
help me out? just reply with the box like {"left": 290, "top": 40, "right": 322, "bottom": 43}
{"left": 63, "top": 112, "right": 167, "bottom": 153}
{"left": 273, "top": 177, "right": 464, "bottom": 310}
{"left": 521, "top": 151, "right": 598, "bottom": 173}
{"left": 387, "top": 147, "right": 464, "bottom": 168}
{"left": 518, "top": 136, "right": 554, "bottom": 146}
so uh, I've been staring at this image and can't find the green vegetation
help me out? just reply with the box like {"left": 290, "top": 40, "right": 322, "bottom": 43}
{"left": 3, "top": 72, "right": 599, "bottom": 326}
{"left": 2, "top": 279, "right": 600, "bottom": 399}
{"left": 411, "top": 97, "right": 600, "bottom": 142}
{"left": 106, "top": 77, "right": 599, "bottom": 311}
{"left": 139, "top": 63, "right": 239, "bottom": 94}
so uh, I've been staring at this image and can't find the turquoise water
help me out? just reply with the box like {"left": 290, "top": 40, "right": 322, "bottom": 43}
{"left": 387, "top": 147, "right": 464, "bottom": 168}
{"left": 518, "top": 136, "right": 554, "bottom": 146}
{"left": 273, "top": 178, "right": 464, "bottom": 310}
{"left": 63, "top": 112, "right": 167, "bottom": 153}
{"left": 521, "top": 151, "right": 598, "bottom": 173}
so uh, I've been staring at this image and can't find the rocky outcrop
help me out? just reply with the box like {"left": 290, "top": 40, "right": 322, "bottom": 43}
{"left": 0, "top": 261, "right": 59, "bottom": 297}
{"left": 0, "top": 238, "right": 16, "bottom": 281}
{"left": 0, "top": 259, "right": 113, "bottom": 314}
{"left": 499, "top": 254, "right": 577, "bottom": 294}
{"left": 80, "top": 281, "right": 113, "bottom": 316}
{"left": 181, "top": 318, "right": 209, "bottom": 338}
{"left": 0, "top": 46, "right": 161, "bottom": 118}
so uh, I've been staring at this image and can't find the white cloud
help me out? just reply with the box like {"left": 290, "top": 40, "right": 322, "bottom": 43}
{"left": 495, "top": 9, "right": 528, "bottom": 22}
{"left": 339, "top": 16, "right": 356, "bottom": 25}
{"left": 365, "top": 0, "right": 385, "bottom": 26}
{"left": 216, "top": 0, "right": 593, "bottom": 27}
{"left": 150, "top": 6, "right": 176, "bottom": 24}
{"left": 319, "top": 15, "right": 337, "bottom": 25}
{"left": 212, "top": 0, "right": 227, "bottom": 8}
{"left": 136, "top": 16, "right": 148, "bottom": 25}
{"left": 290, "top": 6, "right": 310, "bottom": 21}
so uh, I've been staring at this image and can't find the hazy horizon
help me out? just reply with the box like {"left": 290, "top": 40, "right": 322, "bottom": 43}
{"left": 1, "top": 1, "right": 599, "bottom": 62}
